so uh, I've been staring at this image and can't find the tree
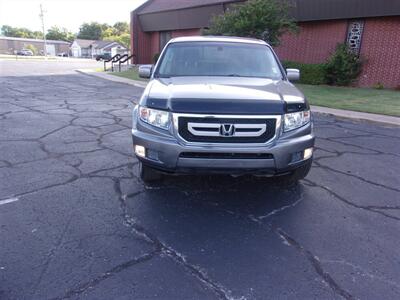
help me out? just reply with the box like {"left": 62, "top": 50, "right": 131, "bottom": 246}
{"left": 1, "top": 25, "right": 18, "bottom": 37}
{"left": 77, "top": 22, "right": 104, "bottom": 40}
{"left": 204, "top": 0, "right": 297, "bottom": 46}
{"left": 104, "top": 33, "right": 130, "bottom": 48}
{"left": 102, "top": 22, "right": 130, "bottom": 48}
{"left": 1, "top": 25, "right": 41, "bottom": 39}
{"left": 113, "top": 22, "right": 129, "bottom": 35}
{"left": 25, "top": 44, "right": 38, "bottom": 55}
{"left": 103, "top": 22, "right": 129, "bottom": 38}
{"left": 324, "top": 44, "right": 363, "bottom": 86}
{"left": 32, "top": 31, "right": 44, "bottom": 39}
{"left": 102, "top": 27, "right": 117, "bottom": 39}
{"left": 46, "top": 26, "right": 74, "bottom": 42}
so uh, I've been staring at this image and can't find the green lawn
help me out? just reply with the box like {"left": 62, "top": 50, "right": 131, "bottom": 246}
{"left": 297, "top": 84, "right": 400, "bottom": 117}
{"left": 110, "top": 67, "right": 148, "bottom": 82}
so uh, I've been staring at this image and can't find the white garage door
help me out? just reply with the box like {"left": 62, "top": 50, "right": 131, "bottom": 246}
{"left": 46, "top": 44, "right": 56, "bottom": 56}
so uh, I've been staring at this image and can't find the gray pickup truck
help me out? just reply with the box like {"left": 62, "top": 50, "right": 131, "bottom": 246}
{"left": 132, "top": 36, "right": 314, "bottom": 183}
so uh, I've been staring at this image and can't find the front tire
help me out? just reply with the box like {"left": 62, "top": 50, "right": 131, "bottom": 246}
{"left": 276, "top": 160, "right": 312, "bottom": 185}
{"left": 139, "top": 162, "right": 162, "bottom": 182}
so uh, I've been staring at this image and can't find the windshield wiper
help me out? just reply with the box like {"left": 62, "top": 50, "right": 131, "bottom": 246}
{"left": 228, "top": 74, "right": 277, "bottom": 79}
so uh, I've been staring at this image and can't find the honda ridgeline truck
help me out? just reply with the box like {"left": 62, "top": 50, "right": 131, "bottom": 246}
{"left": 132, "top": 36, "right": 315, "bottom": 182}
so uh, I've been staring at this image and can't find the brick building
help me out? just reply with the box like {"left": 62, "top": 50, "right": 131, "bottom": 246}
{"left": 131, "top": 0, "right": 400, "bottom": 88}
{"left": 0, "top": 36, "right": 70, "bottom": 56}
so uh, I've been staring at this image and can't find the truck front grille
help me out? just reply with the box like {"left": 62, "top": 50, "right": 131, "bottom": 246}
{"left": 177, "top": 116, "right": 277, "bottom": 143}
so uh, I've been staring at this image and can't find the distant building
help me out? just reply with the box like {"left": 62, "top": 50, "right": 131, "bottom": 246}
{"left": 131, "top": 0, "right": 400, "bottom": 88}
{"left": 0, "top": 36, "right": 70, "bottom": 56}
{"left": 70, "top": 39, "right": 128, "bottom": 58}
{"left": 70, "top": 39, "right": 95, "bottom": 57}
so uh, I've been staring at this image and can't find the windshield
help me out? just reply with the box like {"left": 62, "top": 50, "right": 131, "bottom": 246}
{"left": 155, "top": 41, "right": 283, "bottom": 79}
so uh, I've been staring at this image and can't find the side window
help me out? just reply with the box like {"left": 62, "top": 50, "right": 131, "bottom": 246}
{"left": 159, "top": 31, "right": 172, "bottom": 51}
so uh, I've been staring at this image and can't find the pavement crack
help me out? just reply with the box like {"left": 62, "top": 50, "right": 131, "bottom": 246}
{"left": 38, "top": 118, "right": 77, "bottom": 139}
{"left": 304, "top": 179, "right": 400, "bottom": 221}
{"left": 51, "top": 251, "right": 158, "bottom": 300}
{"left": 2, "top": 174, "right": 80, "bottom": 201}
{"left": 313, "top": 160, "right": 400, "bottom": 193}
{"left": 275, "top": 227, "right": 354, "bottom": 300}
{"left": 318, "top": 136, "right": 400, "bottom": 158}
{"left": 33, "top": 214, "right": 74, "bottom": 295}
{"left": 114, "top": 178, "right": 239, "bottom": 300}
{"left": 321, "top": 259, "right": 400, "bottom": 290}
{"left": 252, "top": 191, "right": 305, "bottom": 221}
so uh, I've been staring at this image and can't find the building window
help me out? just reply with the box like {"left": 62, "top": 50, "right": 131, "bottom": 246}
{"left": 159, "top": 31, "right": 172, "bottom": 51}
{"left": 346, "top": 20, "right": 364, "bottom": 55}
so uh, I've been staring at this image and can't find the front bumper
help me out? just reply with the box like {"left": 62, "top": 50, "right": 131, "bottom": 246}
{"left": 131, "top": 121, "right": 315, "bottom": 175}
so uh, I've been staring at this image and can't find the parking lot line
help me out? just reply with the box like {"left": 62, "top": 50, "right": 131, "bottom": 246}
{"left": 0, "top": 197, "right": 20, "bottom": 206}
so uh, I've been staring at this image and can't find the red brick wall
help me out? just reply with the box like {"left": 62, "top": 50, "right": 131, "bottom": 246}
{"left": 132, "top": 25, "right": 202, "bottom": 64}
{"left": 132, "top": 14, "right": 400, "bottom": 88}
{"left": 144, "top": 28, "right": 201, "bottom": 63}
{"left": 131, "top": 13, "right": 152, "bottom": 64}
{"left": 275, "top": 17, "right": 400, "bottom": 88}
{"left": 150, "top": 31, "right": 160, "bottom": 61}
{"left": 274, "top": 20, "right": 348, "bottom": 64}
{"left": 358, "top": 16, "right": 400, "bottom": 88}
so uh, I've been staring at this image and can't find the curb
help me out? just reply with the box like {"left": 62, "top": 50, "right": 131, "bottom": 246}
{"left": 311, "top": 106, "right": 399, "bottom": 126}
{"left": 76, "top": 69, "right": 399, "bottom": 126}
{"left": 75, "top": 69, "right": 148, "bottom": 88}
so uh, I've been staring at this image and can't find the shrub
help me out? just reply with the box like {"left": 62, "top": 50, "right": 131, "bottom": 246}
{"left": 324, "top": 44, "right": 362, "bottom": 86}
{"left": 25, "top": 44, "right": 38, "bottom": 55}
{"left": 282, "top": 61, "right": 327, "bottom": 85}
{"left": 372, "top": 82, "right": 384, "bottom": 90}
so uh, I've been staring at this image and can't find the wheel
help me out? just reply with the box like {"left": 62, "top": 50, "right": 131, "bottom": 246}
{"left": 276, "top": 160, "right": 312, "bottom": 186}
{"left": 139, "top": 162, "right": 162, "bottom": 182}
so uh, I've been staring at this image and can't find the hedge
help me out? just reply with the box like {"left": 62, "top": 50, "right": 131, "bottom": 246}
{"left": 282, "top": 61, "right": 327, "bottom": 85}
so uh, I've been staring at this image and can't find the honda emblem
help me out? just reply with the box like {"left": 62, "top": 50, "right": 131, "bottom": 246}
{"left": 220, "top": 124, "right": 235, "bottom": 137}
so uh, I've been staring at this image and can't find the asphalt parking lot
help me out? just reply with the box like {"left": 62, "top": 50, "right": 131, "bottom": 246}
{"left": 0, "top": 61, "right": 399, "bottom": 300}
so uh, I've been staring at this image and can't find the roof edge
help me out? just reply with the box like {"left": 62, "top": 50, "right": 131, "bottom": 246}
{"left": 0, "top": 36, "right": 70, "bottom": 44}
{"left": 136, "top": 0, "right": 241, "bottom": 15}
{"left": 132, "top": 0, "right": 156, "bottom": 14}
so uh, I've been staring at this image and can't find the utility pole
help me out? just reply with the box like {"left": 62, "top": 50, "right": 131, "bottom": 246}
{"left": 39, "top": 4, "right": 47, "bottom": 59}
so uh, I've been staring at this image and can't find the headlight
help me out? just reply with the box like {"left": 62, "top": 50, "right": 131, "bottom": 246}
{"left": 139, "top": 106, "right": 170, "bottom": 130}
{"left": 284, "top": 110, "right": 310, "bottom": 132}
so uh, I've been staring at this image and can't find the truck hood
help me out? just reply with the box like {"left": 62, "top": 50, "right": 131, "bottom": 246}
{"left": 141, "top": 77, "right": 305, "bottom": 114}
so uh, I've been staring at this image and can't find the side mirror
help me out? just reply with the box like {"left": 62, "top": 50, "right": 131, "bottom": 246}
{"left": 286, "top": 68, "right": 300, "bottom": 81}
{"left": 138, "top": 65, "right": 153, "bottom": 78}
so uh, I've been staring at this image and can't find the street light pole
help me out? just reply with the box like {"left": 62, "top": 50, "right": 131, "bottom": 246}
{"left": 39, "top": 4, "right": 47, "bottom": 59}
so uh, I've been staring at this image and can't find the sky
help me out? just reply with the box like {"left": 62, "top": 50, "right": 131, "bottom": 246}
{"left": 0, "top": 0, "right": 147, "bottom": 33}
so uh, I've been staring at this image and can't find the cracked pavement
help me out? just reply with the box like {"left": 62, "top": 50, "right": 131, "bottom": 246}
{"left": 0, "top": 61, "right": 399, "bottom": 300}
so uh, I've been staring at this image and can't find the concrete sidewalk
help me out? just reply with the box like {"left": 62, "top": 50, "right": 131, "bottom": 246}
{"left": 76, "top": 69, "right": 400, "bottom": 126}
{"left": 76, "top": 69, "right": 148, "bottom": 88}
{"left": 311, "top": 106, "right": 400, "bottom": 126}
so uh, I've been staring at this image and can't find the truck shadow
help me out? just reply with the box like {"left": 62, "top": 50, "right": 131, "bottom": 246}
{"left": 122, "top": 173, "right": 308, "bottom": 270}
{"left": 125, "top": 172, "right": 306, "bottom": 230}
